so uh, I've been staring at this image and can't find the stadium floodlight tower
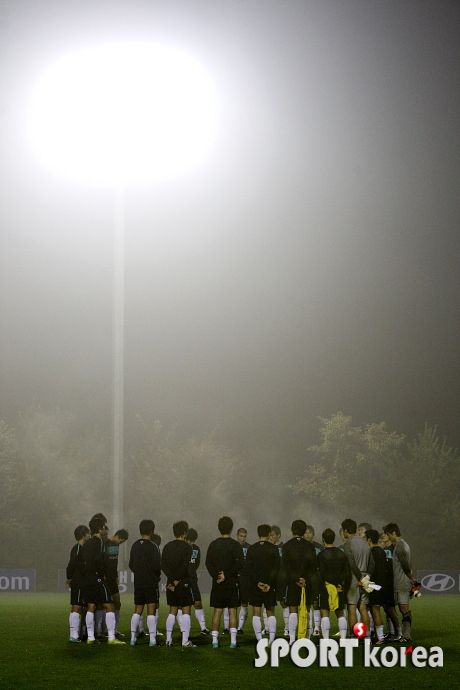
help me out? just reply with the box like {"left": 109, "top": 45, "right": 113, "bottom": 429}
{"left": 28, "top": 42, "right": 218, "bottom": 541}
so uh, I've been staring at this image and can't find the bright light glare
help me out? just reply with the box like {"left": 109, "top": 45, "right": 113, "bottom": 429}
{"left": 28, "top": 43, "right": 218, "bottom": 184}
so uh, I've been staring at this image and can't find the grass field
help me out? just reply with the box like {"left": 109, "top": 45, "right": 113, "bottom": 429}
{"left": 0, "top": 593, "right": 459, "bottom": 690}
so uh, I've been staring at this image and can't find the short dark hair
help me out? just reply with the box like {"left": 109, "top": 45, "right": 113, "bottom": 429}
{"left": 383, "top": 522, "right": 401, "bottom": 537}
{"left": 89, "top": 517, "right": 105, "bottom": 535}
{"left": 358, "top": 522, "right": 372, "bottom": 531}
{"left": 151, "top": 533, "right": 161, "bottom": 546}
{"left": 173, "top": 520, "right": 189, "bottom": 538}
{"left": 187, "top": 528, "right": 198, "bottom": 543}
{"left": 322, "top": 528, "right": 335, "bottom": 545}
{"left": 114, "top": 529, "right": 129, "bottom": 540}
{"left": 237, "top": 527, "right": 247, "bottom": 535}
{"left": 139, "top": 519, "right": 155, "bottom": 536}
{"left": 257, "top": 524, "right": 271, "bottom": 538}
{"left": 366, "top": 529, "right": 379, "bottom": 545}
{"left": 218, "top": 516, "right": 234, "bottom": 535}
{"left": 74, "top": 525, "right": 90, "bottom": 541}
{"left": 341, "top": 519, "right": 357, "bottom": 535}
{"left": 91, "top": 513, "right": 107, "bottom": 523}
{"left": 305, "top": 525, "right": 315, "bottom": 535}
{"left": 291, "top": 519, "right": 307, "bottom": 537}
{"left": 270, "top": 525, "right": 281, "bottom": 536}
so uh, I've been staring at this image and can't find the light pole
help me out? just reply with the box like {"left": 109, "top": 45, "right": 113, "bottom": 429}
{"left": 27, "top": 42, "right": 218, "bottom": 539}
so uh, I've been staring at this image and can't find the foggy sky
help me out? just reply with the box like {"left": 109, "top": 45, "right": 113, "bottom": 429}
{"left": 1, "top": 0, "right": 459, "bottom": 461}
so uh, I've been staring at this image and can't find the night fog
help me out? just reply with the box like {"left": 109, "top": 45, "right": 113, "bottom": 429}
{"left": 0, "top": 0, "right": 460, "bottom": 580}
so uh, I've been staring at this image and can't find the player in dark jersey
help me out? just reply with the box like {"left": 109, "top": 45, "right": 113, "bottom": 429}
{"left": 282, "top": 519, "right": 317, "bottom": 644}
{"left": 136, "top": 532, "right": 162, "bottom": 639}
{"left": 365, "top": 529, "right": 393, "bottom": 643}
{"left": 66, "top": 524, "right": 90, "bottom": 642}
{"left": 129, "top": 519, "right": 161, "bottom": 647}
{"left": 235, "top": 527, "right": 251, "bottom": 634}
{"left": 81, "top": 517, "right": 125, "bottom": 645}
{"left": 246, "top": 524, "right": 280, "bottom": 644}
{"left": 161, "top": 520, "right": 196, "bottom": 648}
{"left": 104, "top": 529, "right": 128, "bottom": 638}
{"left": 379, "top": 530, "right": 400, "bottom": 639}
{"left": 304, "top": 525, "right": 324, "bottom": 636}
{"left": 184, "top": 528, "right": 210, "bottom": 634}
{"left": 269, "top": 525, "right": 289, "bottom": 635}
{"left": 317, "top": 528, "right": 351, "bottom": 639}
{"left": 206, "top": 516, "right": 244, "bottom": 649}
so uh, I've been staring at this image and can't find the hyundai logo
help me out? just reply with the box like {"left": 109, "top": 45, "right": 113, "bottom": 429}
{"left": 421, "top": 574, "right": 455, "bottom": 592}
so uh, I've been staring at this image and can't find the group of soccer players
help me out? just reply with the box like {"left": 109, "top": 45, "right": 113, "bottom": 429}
{"left": 66, "top": 512, "right": 417, "bottom": 647}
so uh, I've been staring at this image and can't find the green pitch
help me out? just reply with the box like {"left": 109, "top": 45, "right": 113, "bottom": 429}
{"left": 0, "top": 593, "right": 458, "bottom": 690}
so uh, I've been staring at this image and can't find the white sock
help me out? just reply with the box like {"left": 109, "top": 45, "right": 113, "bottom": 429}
{"left": 106, "top": 611, "right": 116, "bottom": 641}
{"left": 114, "top": 610, "right": 120, "bottom": 631}
{"left": 321, "top": 617, "right": 330, "bottom": 639}
{"left": 230, "top": 627, "right": 237, "bottom": 645}
{"left": 376, "top": 624, "right": 384, "bottom": 641}
{"left": 239, "top": 607, "right": 248, "bottom": 631}
{"left": 307, "top": 608, "right": 312, "bottom": 639}
{"left": 195, "top": 608, "right": 206, "bottom": 631}
{"left": 283, "top": 607, "right": 289, "bottom": 629}
{"left": 262, "top": 608, "right": 268, "bottom": 630}
{"left": 369, "top": 611, "right": 374, "bottom": 632}
{"left": 253, "top": 615, "right": 262, "bottom": 641}
{"left": 268, "top": 615, "right": 277, "bottom": 644}
{"left": 95, "top": 609, "right": 104, "bottom": 634}
{"left": 356, "top": 610, "right": 361, "bottom": 623}
{"left": 166, "top": 614, "right": 176, "bottom": 643}
{"left": 338, "top": 616, "right": 347, "bottom": 639}
{"left": 86, "top": 611, "right": 95, "bottom": 640}
{"left": 289, "top": 613, "right": 298, "bottom": 644}
{"left": 314, "top": 609, "right": 321, "bottom": 631}
{"left": 212, "top": 630, "right": 218, "bottom": 645}
{"left": 308, "top": 607, "right": 313, "bottom": 630}
{"left": 138, "top": 614, "right": 145, "bottom": 632}
{"left": 223, "top": 609, "right": 229, "bottom": 630}
{"left": 177, "top": 609, "right": 184, "bottom": 632}
{"left": 388, "top": 619, "right": 395, "bottom": 634}
{"left": 70, "top": 612, "right": 80, "bottom": 639}
{"left": 397, "top": 626, "right": 402, "bottom": 637}
{"left": 181, "top": 614, "right": 191, "bottom": 645}
{"left": 131, "top": 613, "right": 140, "bottom": 642}
{"left": 147, "top": 614, "right": 157, "bottom": 645}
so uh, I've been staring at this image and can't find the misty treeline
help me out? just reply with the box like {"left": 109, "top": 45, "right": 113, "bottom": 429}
{"left": 1, "top": 409, "right": 458, "bottom": 587}
{"left": 292, "top": 412, "right": 460, "bottom": 568}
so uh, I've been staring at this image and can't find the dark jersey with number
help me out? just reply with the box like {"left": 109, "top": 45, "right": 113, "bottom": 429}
{"left": 370, "top": 545, "right": 389, "bottom": 588}
{"left": 317, "top": 547, "right": 350, "bottom": 588}
{"left": 129, "top": 538, "right": 161, "bottom": 589}
{"left": 245, "top": 541, "right": 280, "bottom": 589}
{"left": 82, "top": 536, "right": 106, "bottom": 585}
{"left": 161, "top": 540, "right": 195, "bottom": 586}
{"left": 189, "top": 543, "right": 201, "bottom": 583}
{"left": 282, "top": 537, "right": 317, "bottom": 584}
{"left": 383, "top": 542, "right": 395, "bottom": 586}
{"left": 104, "top": 539, "right": 120, "bottom": 582}
{"left": 66, "top": 543, "right": 86, "bottom": 587}
{"left": 206, "top": 537, "right": 244, "bottom": 589}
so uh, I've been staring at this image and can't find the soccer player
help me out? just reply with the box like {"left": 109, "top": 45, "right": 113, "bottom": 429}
{"left": 104, "top": 528, "right": 128, "bottom": 638}
{"left": 205, "top": 516, "right": 244, "bottom": 649}
{"left": 341, "top": 518, "right": 374, "bottom": 639}
{"left": 358, "top": 522, "right": 372, "bottom": 539}
{"left": 317, "top": 528, "right": 350, "bottom": 639}
{"left": 269, "top": 525, "right": 289, "bottom": 635}
{"left": 245, "top": 524, "right": 280, "bottom": 644}
{"left": 383, "top": 522, "right": 417, "bottom": 642}
{"left": 66, "top": 524, "right": 90, "bottom": 642}
{"left": 379, "top": 530, "right": 400, "bottom": 639}
{"left": 365, "top": 529, "right": 390, "bottom": 643}
{"left": 161, "top": 520, "right": 196, "bottom": 648}
{"left": 282, "top": 519, "right": 317, "bottom": 644}
{"left": 304, "top": 525, "right": 324, "bottom": 636}
{"left": 235, "top": 527, "right": 251, "bottom": 634}
{"left": 185, "top": 528, "right": 209, "bottom": 634}
{"left": 137, "top": 532, "right": 162, "bottom": 639}
{"left": 129, "top": 519, "right": 161, "bottom": 647}
{"left": 81, "top": 517, "right": 125, "bottom": 644}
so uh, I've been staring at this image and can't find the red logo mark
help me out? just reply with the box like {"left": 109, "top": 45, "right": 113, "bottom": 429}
{"left": 404, "top": 646, "right": 413, "bottom": 654}
{"left": 352, "top": 622, "right": 367, "bottom": 639}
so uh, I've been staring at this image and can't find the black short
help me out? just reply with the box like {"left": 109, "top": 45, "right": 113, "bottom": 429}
{"left": 239, "top": 576, "right": 251, "bottom": 605}
{"left": 190, "top": 583, "right": 202, "bottom": 603}
{"left": 70, "top": 587, "right": 85, "bottom": 607}
{"left": 84, "top": 580, "right": 113, "bottom": 605}
{"left": 310, "top": 571, "right": 321, "bottom": 600}
{"left": 108, "top": 580, "right": 119, "bottom": 596}
{"left": 285, "top": 582, "right": 312, "bottom": 607}
{"left": 369, "top": 586, "right": 392, "bottom": 608}
{"left": 249, "top": 587, "right": 277, "bottom": 610}
{"left": 134, "top": 587, "right": 159, "bottom": 606}
{"left": 318, "top": 586, "right": 346, "bottom": 612}
{"left": 166, "top": 581, "right": 194, "bottom": 608}
{"left": 210, "top": 584, "right": 240, "bottom": 610}
{"left": 276, "top": 572, "right": 287, "bottom": 603}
